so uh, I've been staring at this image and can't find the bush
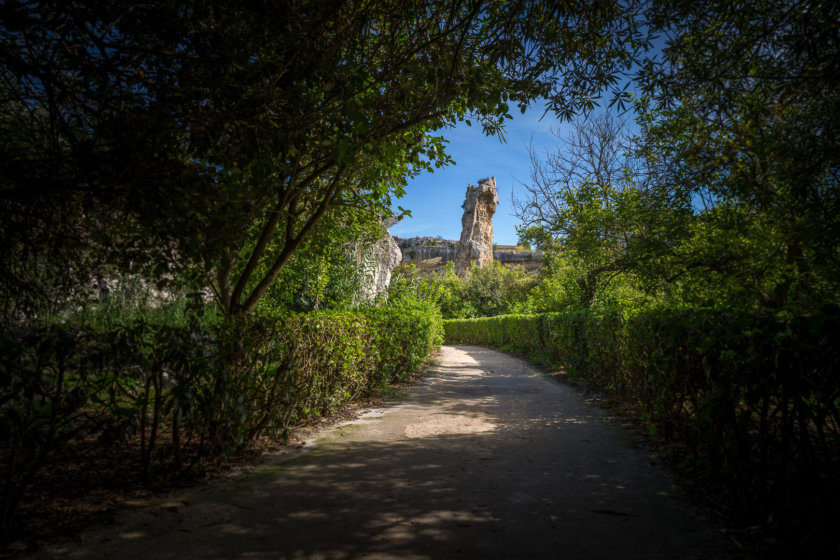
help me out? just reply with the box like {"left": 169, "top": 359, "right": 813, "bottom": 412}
{"left": 392, "top": 262, "right": 536, "bottom": 319}
{"left": 362, "top": 296, "right": 443, "bottom": 388}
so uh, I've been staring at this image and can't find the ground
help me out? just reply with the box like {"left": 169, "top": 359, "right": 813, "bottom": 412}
{"left": 23, "top": 345, "right": 742, "bottom": 559}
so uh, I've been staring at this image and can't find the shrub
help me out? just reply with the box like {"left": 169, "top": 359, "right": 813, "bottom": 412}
{"left": 395, "top": 262, "right": 537, "bottom": 319}
{"left": 362, "top": 296, "right": 443, "bottom": 388}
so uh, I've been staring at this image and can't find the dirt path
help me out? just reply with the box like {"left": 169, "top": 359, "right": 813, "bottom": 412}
{"left": 33, "top": 345, "right": 737, "bottom": 559}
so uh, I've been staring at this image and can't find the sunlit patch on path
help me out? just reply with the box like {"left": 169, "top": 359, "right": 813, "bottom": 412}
{"left": 405, "top": 414, "right": 496, "bottom": 438}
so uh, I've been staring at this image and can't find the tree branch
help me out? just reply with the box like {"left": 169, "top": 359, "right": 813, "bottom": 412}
{"left": 238, "top": 168, "right": 347, "bottom": 314}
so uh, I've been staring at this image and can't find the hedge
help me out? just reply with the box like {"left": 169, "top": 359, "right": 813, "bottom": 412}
{"left": 0, "top": 300, "right": 442, "bottom": 534}
{"left": 445, "top": 307, "right": 840, "bottom": 549}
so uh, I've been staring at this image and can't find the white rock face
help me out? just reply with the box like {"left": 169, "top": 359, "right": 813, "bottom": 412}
{"left": 356, "top": 229, "right": 403, "bottom": 303}
{"left": 454, "top": 177, "right": 498, "bottom": 274}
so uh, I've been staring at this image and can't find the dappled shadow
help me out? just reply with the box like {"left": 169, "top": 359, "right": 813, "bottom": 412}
{"left": 49, "top": 345, "right": 735, "bottom": 560}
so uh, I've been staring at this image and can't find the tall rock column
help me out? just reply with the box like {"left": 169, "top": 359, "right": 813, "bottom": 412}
{"left": 454, "top": 177, "right": 498, "bottom": 274}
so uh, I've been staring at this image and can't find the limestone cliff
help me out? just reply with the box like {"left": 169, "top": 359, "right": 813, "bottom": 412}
{"left": 454, "top": 177, "right": 498, "bottom": 274}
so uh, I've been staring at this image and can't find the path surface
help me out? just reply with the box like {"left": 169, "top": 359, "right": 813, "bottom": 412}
{"left": 35, "top": 345, "right": 736, "bottom": 559}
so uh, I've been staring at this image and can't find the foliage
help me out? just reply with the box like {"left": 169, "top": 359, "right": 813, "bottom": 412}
{"left": 512, "top": 0, "right": 840, "bottom": 313}
{"left": 513, "top": 111, "right": 693, "bottom": 308}
{"left": 632, "top": 0, "right": 840, "bottom": 310}
{"left": 391, "top": 262, "right": 537, "bottom": 319}
{"left": 444, "top": 307, "right": 840, "bottom": 551}
{"left": 1, "top": 0, "right": 652, "bottom": 319}
{"left": 362, "top": 295, "right": 444, "bottom": 388}
{"left": 525, "top": 250, "right": 652, "bottom": 312}
{"left": 255, "top": 211, "right": 380, "bottom": 313}
{"left": 0, "top": 300, "right": 441, "bottom": 535}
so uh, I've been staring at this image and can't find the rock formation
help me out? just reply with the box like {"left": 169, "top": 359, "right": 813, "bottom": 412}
{"left": 393, "top": 236, "right": 459, "bottom": 266}
{"left": 454, "top": 177, "right": 498, "bottom": 274}
{"left": 354, "top": 219, "right": 403, "bottom": 303}
{"left": 492, "top": 245, "right": 544, "bottom": 270}
{"left": 392, "top": 179, "right": 542, "bottom": 272}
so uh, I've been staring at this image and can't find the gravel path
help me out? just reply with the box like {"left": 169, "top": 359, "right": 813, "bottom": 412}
{"left": 34, "top": 345, "right": 737, "bottom": 559}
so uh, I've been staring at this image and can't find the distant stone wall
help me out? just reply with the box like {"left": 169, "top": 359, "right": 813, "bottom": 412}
{"left": 493, "top": 248, "right": 544, "bottom": 270}
{"left": 394, "top": 236, "right": 459, "bottom": 266}
{"left": 394, "top": 236, "right": 543, "bottom": 271}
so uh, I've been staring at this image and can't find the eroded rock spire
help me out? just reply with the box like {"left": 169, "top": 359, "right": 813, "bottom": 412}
{"left": 454, "top": 177, "right": 497, "bottom": 274}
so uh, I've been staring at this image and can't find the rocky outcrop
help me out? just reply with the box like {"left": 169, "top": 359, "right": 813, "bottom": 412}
{"left": 454, "top": 177, "right": 498, "bottom": 274}
{"left": 393, "top": 236, "right": 459, "bottom": 266}
{"left": 493, "top": 245, "right": 544, "bottom": 270}
{"left": 355, "top": 222, "right": 403, "bottom": 303}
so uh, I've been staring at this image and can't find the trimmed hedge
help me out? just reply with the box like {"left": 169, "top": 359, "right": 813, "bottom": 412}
{"left": 0, "top": 300, "right": 442, "bottom": 533}
{"left": 445, "top": 308, "right": 840, "bottom": 548}
{"left": 362, "top": 298, "right": 444, "bottom": 387}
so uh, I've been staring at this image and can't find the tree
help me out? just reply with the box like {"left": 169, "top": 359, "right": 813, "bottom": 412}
{"left": 512, "top": 112, "right": 679, "bottom": 306}
{"left": 635, "top": 0, "right": 840, "bottom": 309}
{"left": 1, "top": 0, "right": 653, "bottom": 318}
{"left": 515, "top": 0, "right": 840, "bottom": 310}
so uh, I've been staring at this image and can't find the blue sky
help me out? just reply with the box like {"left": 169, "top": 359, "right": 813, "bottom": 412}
{"left": 389, "top": 103, "right": 575, "bottom": 246}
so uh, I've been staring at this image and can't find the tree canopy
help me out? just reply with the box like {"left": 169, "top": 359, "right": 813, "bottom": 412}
{"left": 514, "top": 0, "right": 840, "bottom": 311}
{"left": 1, "top": 0, "right": 652, "bottom": 318}
{"left": 636, "top": 0, "right": 840, "bottom": 308}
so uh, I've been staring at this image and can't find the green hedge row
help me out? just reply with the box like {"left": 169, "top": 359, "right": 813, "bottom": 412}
{"left": 0, "top": 299, "right": 442, "bottom": 533}
{"left": 445, "top": 308, "right": 840, "bottom": 547}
